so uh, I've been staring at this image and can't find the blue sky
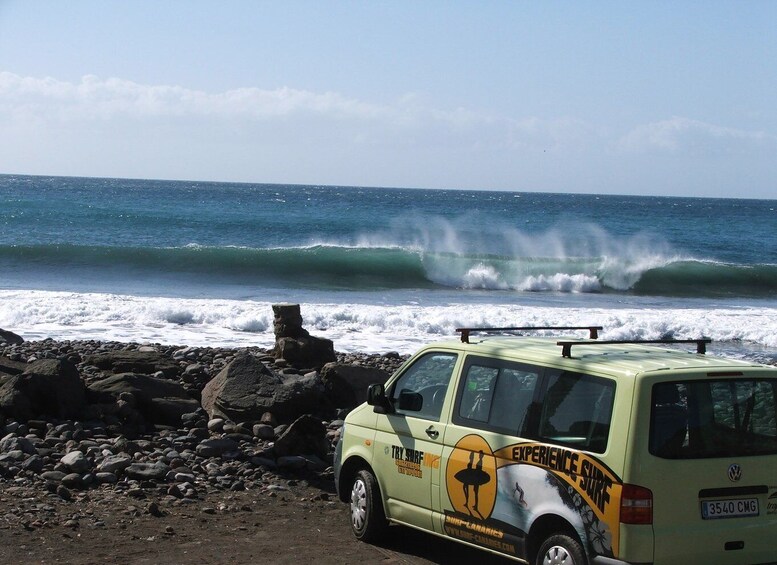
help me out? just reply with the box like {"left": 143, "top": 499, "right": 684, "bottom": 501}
{"left": 1, "top": 1, "right": 775, "bottom": 198}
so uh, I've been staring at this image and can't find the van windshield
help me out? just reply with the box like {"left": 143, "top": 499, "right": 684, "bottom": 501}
{"left": 650, "top": 379, "right": 777, "bottom": 459}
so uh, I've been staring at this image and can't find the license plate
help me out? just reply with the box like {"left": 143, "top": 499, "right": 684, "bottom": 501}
{"left": 701, "top": 498, "right": 759, "bottom": 520}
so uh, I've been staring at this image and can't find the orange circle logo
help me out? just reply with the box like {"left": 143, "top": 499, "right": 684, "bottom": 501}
{"left": 445, "top": 434, "right": 497, "bottom": 520}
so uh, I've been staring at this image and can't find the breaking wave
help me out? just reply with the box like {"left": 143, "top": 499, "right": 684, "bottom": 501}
{"left": 0, "top": 243, "right": 775, "bottom": 297}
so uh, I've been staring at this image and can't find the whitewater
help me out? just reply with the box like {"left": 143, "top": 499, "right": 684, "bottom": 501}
{"left": 2, "top": 289, "right": 776, "bottom": 360}
{"left": 1, "top": 175, "right": 775, "bottom": 362}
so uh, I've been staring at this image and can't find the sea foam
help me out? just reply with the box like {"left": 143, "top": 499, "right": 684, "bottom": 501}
{"left": 2, "top": 290, "right": 776, "bottom": 361}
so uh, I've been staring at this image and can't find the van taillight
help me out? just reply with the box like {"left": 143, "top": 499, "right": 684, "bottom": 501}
{"left": 620, "top": 484, "right": 653, "bottom": 525}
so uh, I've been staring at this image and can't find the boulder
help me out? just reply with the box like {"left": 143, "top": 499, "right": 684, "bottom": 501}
{"left": 195, "top": 438, "right": 239, "bottom": 458}
{"left": 274, "top": 336, "right": 336, "bottom": 370}
{"left": 0, "top": 356, "right": 27, "bottom": 378}
{"left": 272, "top": 372, "right": 327, "bottom": 419}
{"left": 124, "top": 461, "right": 170, "bottom": 481}
{"left": 60, "top": 451, "right": 91, "bottom": 474}
{"left": 320, "top": 363, "right": 389, "bottom": 408}
{"left": 87, "top": 373, "right": 199, "bottom": 426}
{"left": 0, "top": 329, "right": 23, "bottom": 346}
{"left": 22, "top": 454, "right": 44, "bottom": 474}
{"left": 97, "top": 453, "right": 133, "bottom": 474}
{"left": 272, "top": 303, "right": 306, "bottom": 338}
{"left": 271, "top": 303, "right": 336, "bottom": 369}
{"left": 201, "top": 351, "right": 325, "bottom": 424}
{"left": 0, "top": 359, "right": 87, "bottom": 421}
{"left": 0, "top": 434, "right": 36, "bottom": 455}
{"left": 273, "top": 414, "right": 329, "bottom": 460}
{"left": 40, "top": 470, "right": 67, "bottom": 482}
{"left": 83, "top": 350, "right": 179, "bottom": 377}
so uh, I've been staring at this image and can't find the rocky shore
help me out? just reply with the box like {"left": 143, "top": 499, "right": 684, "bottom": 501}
{"left": 0, "top": 305, "right": 407, "bottom": 550}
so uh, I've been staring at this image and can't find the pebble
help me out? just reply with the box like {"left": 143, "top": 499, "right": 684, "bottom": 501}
{"left": 56, "top": 485, "right": 72, "bottom": 501}
{"left": 0, "top": 337, "right": 409, "bottom": 525}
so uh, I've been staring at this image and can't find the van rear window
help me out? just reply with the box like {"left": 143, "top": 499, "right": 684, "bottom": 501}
{"left": 650, "top": 379, "right": 777, "bottom": 459}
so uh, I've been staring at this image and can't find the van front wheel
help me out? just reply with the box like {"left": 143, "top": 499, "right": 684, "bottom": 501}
{"left": 535, "top": 534, "right": 586, "bottom": 565}
{"left": 350, "top": 469, "right": 388, "bottom": 542}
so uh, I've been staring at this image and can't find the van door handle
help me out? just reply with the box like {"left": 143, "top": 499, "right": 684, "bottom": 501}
{"left": 426, "top": 426, "right": 439, "bottom": 439}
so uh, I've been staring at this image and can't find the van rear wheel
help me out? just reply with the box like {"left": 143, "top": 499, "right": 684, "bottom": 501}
{"left": 350, "top": 469, "right": 388, "bottom": 542}
{"left": 536, "top": 534, "right": 586, "bottom": 565}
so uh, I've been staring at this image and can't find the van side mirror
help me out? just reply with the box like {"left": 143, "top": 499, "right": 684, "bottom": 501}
{"left": 367, "top": 383, "right": 393, "bottom": 414}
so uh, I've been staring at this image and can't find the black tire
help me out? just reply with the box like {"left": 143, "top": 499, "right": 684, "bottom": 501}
{"left": 349, "top": 469, "right": 389, "bottom": 542}
{"left": 535, "top": 534, "right": 587, "bottom": 565}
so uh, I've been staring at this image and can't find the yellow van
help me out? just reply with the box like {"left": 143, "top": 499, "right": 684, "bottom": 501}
{"left": 334, "top": 327, "right": 777, "bottom": 565}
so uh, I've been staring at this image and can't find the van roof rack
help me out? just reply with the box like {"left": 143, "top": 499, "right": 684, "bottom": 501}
{"left": 556, "top": 338, "right": 712, "bottom": 358}
{"left": 456, "top": 326, "right": 602, "bottom": 343}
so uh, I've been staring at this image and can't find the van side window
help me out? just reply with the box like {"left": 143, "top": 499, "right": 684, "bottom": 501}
{"left": 538, "top": 371, "right": 615, "bottom": 453}
{"left": 459, "top": 365, "right": 499, "bottom": 423}
{"left": 456, "top": 359, "right": 540, "bottom": 435}
{"left": 390, "top": 352, "right": 458, "bottom": 421}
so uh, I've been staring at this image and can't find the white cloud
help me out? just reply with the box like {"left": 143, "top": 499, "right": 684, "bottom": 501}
{"left": 0, "top": 72, "right": 594, "bottom": 147}
{"left": 618, "top": 116, "right": 775, "bottom": 155}
{"left": 0, "top": 72, "right": 598, "bottom": 188}
{"left": 0, "top": 71, "right": 388, "bottom": 121}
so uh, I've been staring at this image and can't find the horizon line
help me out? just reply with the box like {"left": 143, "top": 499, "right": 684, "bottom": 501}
{"left": 1, "top": 171, "right": 774, "bottom": 202}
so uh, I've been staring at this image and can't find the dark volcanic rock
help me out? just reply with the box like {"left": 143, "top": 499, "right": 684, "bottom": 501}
{"left": 0, "top": 335, "right": 403, "bottom": 507}
{"left": 0, "top": 356, "right": 27, "bottom": 377}
{"left": 0, "top": 329, "right": 24, "bottom": 345}
{"left": 87, "top": 373, "right": 199, "bottom": 426}
{"left": 0, "top": 358, "right": 87, "bottom": 421}
{"left": 320, "top": 363, "right": 389, "bottom": 408}
{"left": 272, "top": 303, "right": 336, "bottom": 369}
{"left": 0, "top": 434, "right": 36, "bottom": 455}
{"left": 201, "top": 352, "right": 281, "bottom": 422}
{"left": 274, "top": 336, "right": 336, "bottom": 370}
{"left": 201, "top": 351, "right": 325, "bottom": 423}
{"left": 196, "top": 438, "right": 239, "bottom": 457}
{"left": 272, "top": 303, "right": 306, "bottom": 339}
{"left": 97, "top": 453, "right": 133, "bottom": 474}
{"left": 84, "top": 350, "right": 180, "bottom": 377}
{"left": 124, "top": 461, "right": 170, "bottom": 480}
{"left": 273, "top": 414, "right": 329, "bottom": 460}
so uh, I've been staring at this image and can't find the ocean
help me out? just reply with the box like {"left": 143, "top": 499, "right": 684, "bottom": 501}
{"left": 1, "top": 174, "right": 776, "bottom": 362}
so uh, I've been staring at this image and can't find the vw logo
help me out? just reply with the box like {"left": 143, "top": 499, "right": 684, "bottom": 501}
{"left": 728, "top": 464, "right": 742, "bottom": 482}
